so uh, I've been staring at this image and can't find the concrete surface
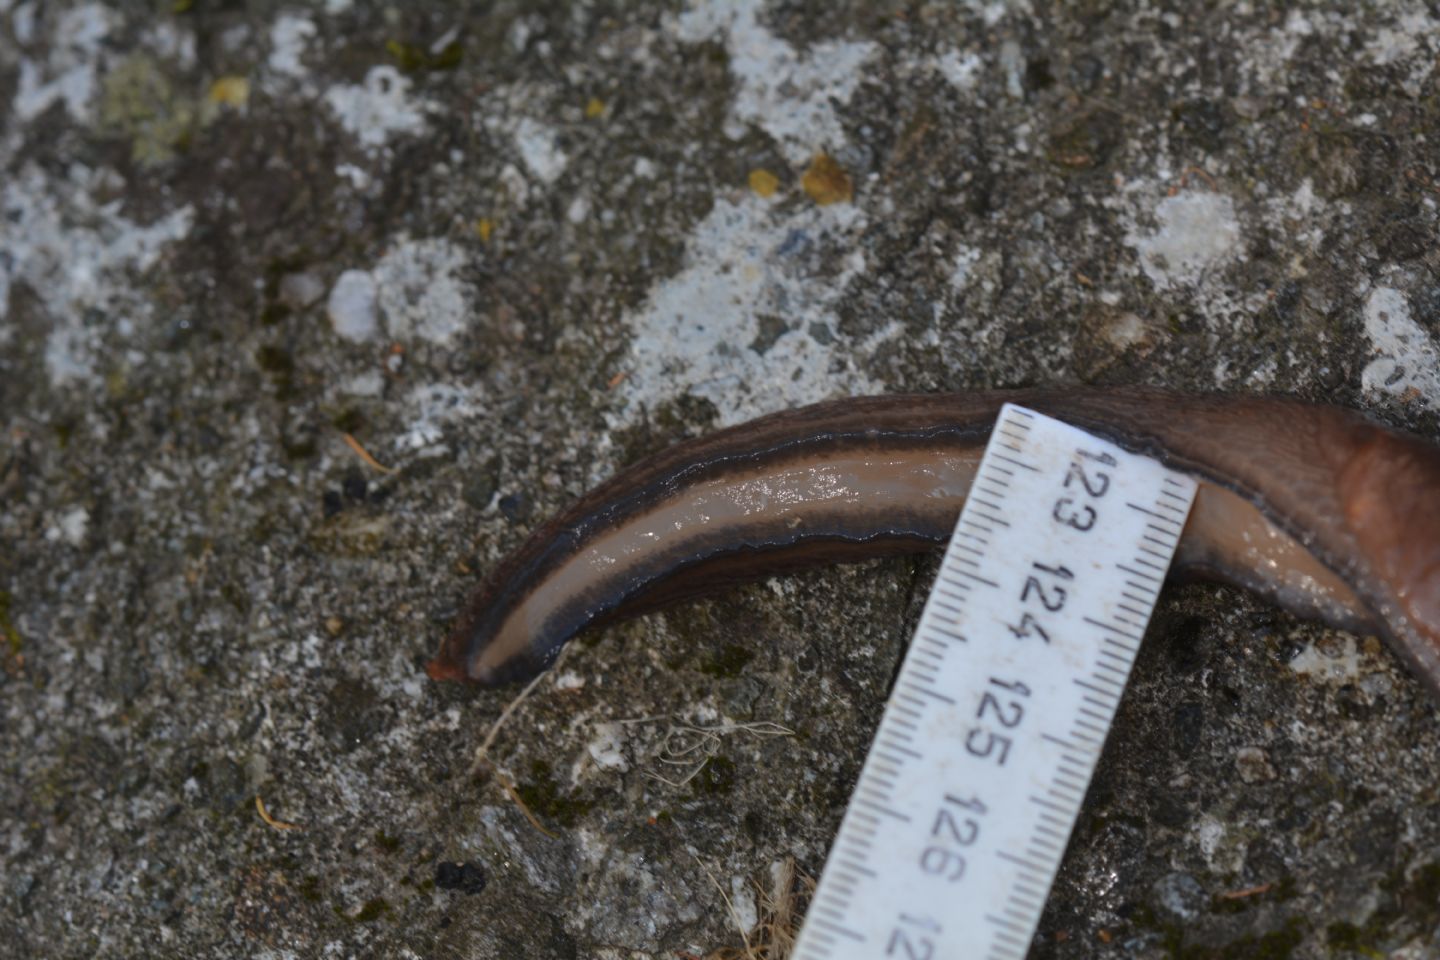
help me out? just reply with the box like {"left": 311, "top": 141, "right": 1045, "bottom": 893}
{"left": 3, "top": 1, "right": 1440, "bottom": 957}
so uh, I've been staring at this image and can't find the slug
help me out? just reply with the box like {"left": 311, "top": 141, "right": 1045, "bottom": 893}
{"left": 427, "top": 388, "right": 1440, "bottom": 694}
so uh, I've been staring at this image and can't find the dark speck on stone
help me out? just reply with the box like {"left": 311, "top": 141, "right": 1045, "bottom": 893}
{"left": 434, "top": 862, "right": 487, "bottom": 895}
{"left": 497, "top": 492, "right": 529, "bottom": 521}
{"left": 775, "top": 228, "right": 809, "bottom": 258}
{"left": 749, "top": 314, "right": 788, "bottom": 355}
{"left": 341, "top": 470, "right": 367, "bottom": 501}
{"left": 322, "top": 490, "right": 343, "bottom": 517}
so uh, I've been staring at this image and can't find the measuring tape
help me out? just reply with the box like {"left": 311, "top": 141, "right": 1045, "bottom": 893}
{"left": 792, "top": 404, "right": 1198, "bottom": 960}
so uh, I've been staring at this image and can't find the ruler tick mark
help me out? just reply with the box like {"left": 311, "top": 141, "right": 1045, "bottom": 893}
{"left": 955, "top": 569, "right": 1001, "bottom": 588}
{"left": 853, "top": 797, "right": 910, "bottom": 821}
{"left": 879, "top": 739, "right": 921, "bottom": 758}
{"left": 1126, "top": 501, "right": 1183, "bottom": 526}
{"left": 991, "top": 452, "right": 1040, "bottom": 472}
{"left": 808, "top": 918, "right": 865, "bottom": 942}
{"left": 1116, "top": 563, "right": 1161, "bottom": 583}
{"left": 902, "top": 682, "right": 957, "bottom": 705}
{"left": 1074, "top": 678, "right": 1119, "bottom": 700}
{"left": 1096, "top": 646, "right": 1132, "bottom": 666}
{"left": 1101, "top": 637, "right": 1139, "bottom": 658}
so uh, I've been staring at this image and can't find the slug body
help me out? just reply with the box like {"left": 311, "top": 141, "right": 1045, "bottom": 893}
{"left": 429, "top": 389, "right": 1440, "bottom": 694}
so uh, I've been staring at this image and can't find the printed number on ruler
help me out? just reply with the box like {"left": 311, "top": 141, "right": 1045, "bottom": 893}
{"left": 792, "top": 405, "right": 1198, "bottom": 960}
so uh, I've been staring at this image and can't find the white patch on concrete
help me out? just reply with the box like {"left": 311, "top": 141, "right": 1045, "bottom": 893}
{"left": 45, "top": 505, "right": 89, "bottom": 546}
{"left": 1366, "top": 12, "right": 1440, "bottom": 97}
{"left": 336, "top": 370, "right": 384, "bottom": 397}
{"left": 1287, "top": 636, "right": 1363, "bottom": 682}
{"left": 566, "top": 194, "right": 591, "bottom": 224}
{"left": 967, "top": 0, "right": 1025, "bottom": 25}
{"left": 729, "top": 874, "right": 759, "bottom": 935}
{"left": 949, "top": 245, "right": 981, "bottom": 290}
{"left": 278, "top": 271, "right": 326, "bottom": 309}
{"left": 999, "top": 39, "right": 1025, "bottom": 100}
{"left": 935, "top": 49, "right": 983, "bottom": 91}
{"left": 335, "top": 162, "right": 371, "bottom": 190}
{"left": 1360, "top": 286, "right": 1440, "bottom": 411}
{"left": 674, "top": 0, "right": 877, "bottom": 165}
{"left": 373, "top": 237, "right": 476, "bottom": 345}
{"left": 1367, "top": 12, "right": 1436, "bottom": 65}
{"left": 395, "top": 383, "right": 483, "bottom": 453}
{"left": 586, "top": 723, "right": 629, "bottom": 772}
{"left": 1191, "top": 813, "right": 1245, "bottom": 873}
{"left": 323, "top": 66, "right": 432, "bottom": 150}
{"left": 613, "top": 196, "right": 881, "bottom": 429}
{"left": 0, "top": 164, "right": 194, "bottom": 385}
{"left": 513, "top": 116, "right": 568, "bottom": 184}
{"left": 1102, "top": 311, "right": 1150, "bottom": 351}
{"left": 267, "top": 12, "right": 317, "bottom": 79}
{"left": 7, "top": 2, "right": 29, "bottom": 37}
{"left": 326, "top": 270, "right": 380, "bottom": 342}
{"left": 1128, "top": 191, "right": 1241, "bottom": 290}
{"left": 12, "top": 3, "right": 116, "bottom": 122}
{"left": 1283, "top": 9, "right": 1314, "bottom": 36}
{"left": 497, "top": 163, "right": 530, "bottom": 205}
{"left": 553, "top": 671, "right": 586, "bottom": 691}
{"left": 146, "top": 21, "right": 197, "bottom": 70}
{"left": 1239, "top": 9, "right": 1319, "bottom": 92}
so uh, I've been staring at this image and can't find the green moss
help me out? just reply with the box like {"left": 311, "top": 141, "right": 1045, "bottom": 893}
{"left": 307, "top": 513, "right": 392, "bottom": 557}
{"left": 1135, "top": 893, "right": 1311, "bottom": 959}
{"left": 255, "top": 345, "right": 297, "bottom": 401}
{"left": 98, "top": 56, "right": 204, "bottom": 166}
{"left": 219, "top": 581, "right": 251, "bottom": 614}
{"left": 691, "top": 755, "right": 736, "bottom": 796}
{"left": 1315, "top": 859, "right": 1440, "bottom": 954}
{"left": 52, "top": 420, "right": 76, "bottom": 449}
{"left": 260, "top": 302, "right": 290, "bottom": 326}
{"left": 699, "top": 642, "right": 755, "bottom": 678}
{"left": 0, "top": 591, "right": 22, "bottom": 657}
{"left": 1232, "top": 918, "right": 1305, "bottom": 959}
{"left": 335, "top": 897, "right": 389, "bottom": 923}
{"left": 374, "top": 830, "right": 401, "bottom": 854}
{"left": 386, "top": 39, "right": 464, "bottom": 73}
{"left": 1163, "top": 917, "right": 1305, "bottom": 959}
{"left": 255, "top": 344, "right": 293, "bottom": 375}
{"left": 1410, "top": 862, "right": 1440, "bottom": 903}
{"left": 515, "top": 760, "right": 593, "bottom": 828}
{"left": 331, "top": 407, "right": 367, "bottom": 434}
{"left": 298, "top": 875, "right": 323, "bottom": 903}
{"left": 1046, "top": 111, "right": 1122, "bottom": 172}
{"left": 1325, "top": 922, "right": 1385, "bottom": 958}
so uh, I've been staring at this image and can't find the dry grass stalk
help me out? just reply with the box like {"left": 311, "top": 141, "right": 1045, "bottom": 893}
{"left": 703, "top": 857, "right": 815, "bottom": 960}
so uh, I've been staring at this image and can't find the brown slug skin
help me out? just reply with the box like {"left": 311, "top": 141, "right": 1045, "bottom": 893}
{"left": 428, "top": 388, "right": 1440, "bottom": 693}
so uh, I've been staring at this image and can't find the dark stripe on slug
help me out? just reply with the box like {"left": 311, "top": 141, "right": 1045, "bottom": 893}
{"left": 429, "top": 388, "right": 1440, "bottom": 696}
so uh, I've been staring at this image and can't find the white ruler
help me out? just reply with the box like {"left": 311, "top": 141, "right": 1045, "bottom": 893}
{"left": 792, "top": 404, "right": 1198, "bottom": 960}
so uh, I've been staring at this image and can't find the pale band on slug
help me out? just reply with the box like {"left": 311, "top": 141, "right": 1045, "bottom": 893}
{"left": 427, "top": 388, "right": 1440, "bottom": 696}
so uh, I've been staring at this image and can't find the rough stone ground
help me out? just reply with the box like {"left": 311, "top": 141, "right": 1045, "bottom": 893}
{"left": 3, "top": 1, "right": 1440, "bottom": 958}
